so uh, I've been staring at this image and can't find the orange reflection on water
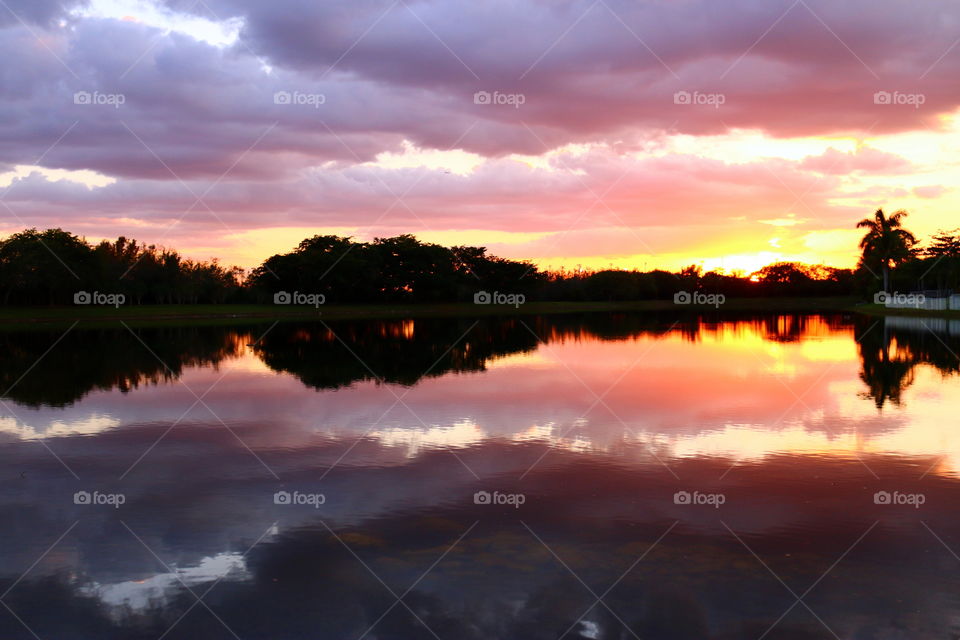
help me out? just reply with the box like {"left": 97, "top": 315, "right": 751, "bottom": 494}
{"left": 431, "top": 315, "right": 960, "bottom": 477}
{"left": 4, "top": 314, "right": 959, "bottom": 479}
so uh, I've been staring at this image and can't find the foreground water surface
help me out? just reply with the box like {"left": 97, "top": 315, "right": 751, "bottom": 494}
{"left": 1, "top": 312, "right": 959, "bottom": 639}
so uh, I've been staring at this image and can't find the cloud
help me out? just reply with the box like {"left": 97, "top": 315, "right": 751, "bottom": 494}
{"left": 4, "top": 0, "right": 960, "bottom": 179}
{"left": 0, "top": 0, "right": 87, "bottom": 27}
{"left": 0, "top": 0, "right": 957, "bottom": 267}
{"left": 913, "top": 185, "right": 948, "bottom": 199}
{"left": 799, "top": 146, "right": 913, "bottom": 175}
{"left": 0, "top": 145, "right": 850, "bottom": 248}
{"left": 167, "top": 0, "right": 960, "bottom": 140}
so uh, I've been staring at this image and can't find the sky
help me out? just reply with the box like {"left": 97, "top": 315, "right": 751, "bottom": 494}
{"left": 1, "top": 0, "right": 959, "bottom": 274}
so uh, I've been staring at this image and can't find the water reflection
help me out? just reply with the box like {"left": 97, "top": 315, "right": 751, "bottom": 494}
{"left": 253, "top": 317, "right": 539, "bottom": 389}
{"left": 0, "top": 327, "right": 244, "bottom": 407}
{"left": 2, "top": 447, "right": 959, "bottom": 639}
{"left": 0, "top": 313, "right": 867, "bottom": 407}
{"left": 3, "top": 314, "right": 960, "bottom": 465}
{"left": 856, "top": 315, "right": 960, "bottom": 409}
{"left": 2, "top": 313, "right": 960, "bottom": 638}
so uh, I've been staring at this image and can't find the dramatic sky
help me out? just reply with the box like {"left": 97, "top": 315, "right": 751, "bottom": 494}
{"left": 1, "top": 0, "right": 959, "bottom": 273}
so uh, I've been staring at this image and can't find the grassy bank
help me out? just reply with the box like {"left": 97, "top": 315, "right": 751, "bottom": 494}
{"left": 0, "top": 297, "right": 863, "bottom": 329}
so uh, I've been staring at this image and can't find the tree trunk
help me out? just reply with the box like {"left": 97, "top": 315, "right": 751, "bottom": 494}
{"left": 882, "top": 264, "right": 890, "bottom": 292}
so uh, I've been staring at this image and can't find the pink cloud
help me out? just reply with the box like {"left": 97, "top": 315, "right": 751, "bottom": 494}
{"left": 913, "top": 185, "right": 948, "bottom": 199}
{"left": 799, "top": 146, "right": 913, "bottom": 175}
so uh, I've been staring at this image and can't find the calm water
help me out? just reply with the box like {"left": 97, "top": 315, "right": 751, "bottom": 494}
{"left": 2, "top": 312, "right": 960, "bottom": 639}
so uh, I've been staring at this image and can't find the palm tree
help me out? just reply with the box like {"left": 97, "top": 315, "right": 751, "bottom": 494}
{"left": 857, "top": 208, "right": 917, "bottom": 292}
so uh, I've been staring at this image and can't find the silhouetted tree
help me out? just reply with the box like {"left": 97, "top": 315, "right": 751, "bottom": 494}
{"left": 857, "top": 208, "right": 917, "bottom": 292}
{"left": 247, "top": 235, "right": 543, "bottom": 304}
{"left": 918, "top": 228, "right": 960, "bottom": 292}
{"left": 0, "top": 229, "right": 243, "bottom": 305}
{"left": 0, "top": 228, "right": 93, "bottom": 304}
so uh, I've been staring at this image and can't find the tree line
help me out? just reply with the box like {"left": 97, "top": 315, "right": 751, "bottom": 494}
{"left": 0, "top": 229, "right": 243, "bottom": 305}
{"left": 0, "top": 210, "right": 956, "bottom": 306}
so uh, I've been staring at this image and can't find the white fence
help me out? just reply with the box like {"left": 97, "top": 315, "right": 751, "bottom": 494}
{"left": 884, "top": 293, "right": 960, "bottom": 310}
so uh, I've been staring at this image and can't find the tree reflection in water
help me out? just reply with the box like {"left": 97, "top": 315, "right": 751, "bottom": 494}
{"left": 2, "top": 313, "right": 957, "bottom": 412}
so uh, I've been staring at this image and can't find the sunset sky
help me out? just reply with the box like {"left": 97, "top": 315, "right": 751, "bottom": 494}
{"left": 2, "top": 0, "right": 959, "bottom": 273}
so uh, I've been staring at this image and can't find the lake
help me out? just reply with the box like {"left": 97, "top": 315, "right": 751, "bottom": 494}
{"left": 1, "top": 312, "right": 959, "bottom": 639}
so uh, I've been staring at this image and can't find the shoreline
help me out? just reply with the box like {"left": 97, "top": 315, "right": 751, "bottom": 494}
{"left": 0, "top": 297, "right": 864, "bottom": 328}
{"left": 3, "top": 297, "right": 956, "bottom": 329}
